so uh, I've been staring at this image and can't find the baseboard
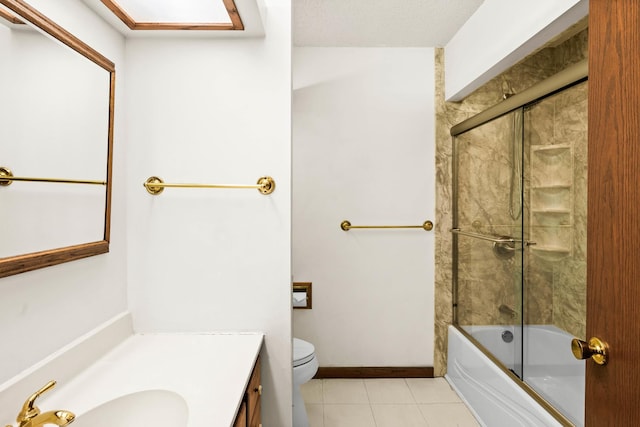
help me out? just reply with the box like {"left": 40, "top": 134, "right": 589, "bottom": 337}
{"left": 314, "top": 366, "right": 434, "bottom": 379}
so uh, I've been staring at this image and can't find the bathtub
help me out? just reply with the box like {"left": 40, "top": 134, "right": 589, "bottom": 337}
{"left": 445, "top": 325, "right": 585, "bottom": 426}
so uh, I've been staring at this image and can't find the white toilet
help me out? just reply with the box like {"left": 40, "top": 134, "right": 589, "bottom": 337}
{"left": 293, "top": 338, "right": 318, "bottom": 427}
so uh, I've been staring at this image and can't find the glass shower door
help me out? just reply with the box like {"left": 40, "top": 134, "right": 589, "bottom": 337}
{"left": 522, "top": 81, "right": 588, "bottom": 426}
{"left": 453, "top": 109, "right": 525, "bottom": 378}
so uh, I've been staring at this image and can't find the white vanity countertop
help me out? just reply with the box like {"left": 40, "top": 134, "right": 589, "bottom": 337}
{"left": 38, "top": 332, "right": 264, "bottom": 427}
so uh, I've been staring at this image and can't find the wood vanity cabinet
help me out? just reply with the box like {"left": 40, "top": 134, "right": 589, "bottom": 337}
{"left": 234, "top": 401, "right": 247, "bottom": 427}
{"left": 234, "top": 356, "right": 261, "bottom": 427}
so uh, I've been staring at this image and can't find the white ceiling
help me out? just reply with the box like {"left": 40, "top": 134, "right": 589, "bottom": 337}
{"left": 294, "top": 0, "right": 485, "bottom": 47}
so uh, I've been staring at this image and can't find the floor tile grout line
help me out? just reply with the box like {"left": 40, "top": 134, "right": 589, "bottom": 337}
{"left": 305, "top": 378, "right": 480, "bottom": 427}
{"left": 404, "top": 377, "right": 421, "bottom": 406}
{"left": 363, "top": 378, "right": 372, "bottom": 405}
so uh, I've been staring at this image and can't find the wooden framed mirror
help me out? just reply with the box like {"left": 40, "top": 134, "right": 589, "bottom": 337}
{"left": 0, "top": 0, "right": 115, "bottom": 278}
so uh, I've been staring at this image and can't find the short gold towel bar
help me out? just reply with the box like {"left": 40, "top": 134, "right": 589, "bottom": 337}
{"left": 341, "top": 220, "right": 433, "bottom": 232}
{"left": 0, "top": 166, "right": 106, "bottom": 186}
{"left": 144, "top": 176, "right": 275, "bottom": 195}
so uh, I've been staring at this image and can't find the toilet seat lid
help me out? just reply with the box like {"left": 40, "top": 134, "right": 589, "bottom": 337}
{"left": 293, "top": 338, "right": 315, "bottom": 367}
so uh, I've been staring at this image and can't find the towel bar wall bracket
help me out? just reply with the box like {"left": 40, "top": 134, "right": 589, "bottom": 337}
{"left": 0, "top": 167, "right": 13, "bottom": 186}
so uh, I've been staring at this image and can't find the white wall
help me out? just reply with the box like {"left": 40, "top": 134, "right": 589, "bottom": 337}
{"left": 445, "top": 0, "right": 588, "bottom": 101}
{"left": 293, "top": 48, "right": 435, "bottom": 368}
{"left": 124, "top": 2, "right": 292, "bottom": 425}
{"left": 0, "top": 0, "right": 127, "bottom": 383}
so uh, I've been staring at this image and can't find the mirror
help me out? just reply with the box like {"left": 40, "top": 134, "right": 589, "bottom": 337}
{"left": 0, "top": 0, "right": 115, "bottom": 278}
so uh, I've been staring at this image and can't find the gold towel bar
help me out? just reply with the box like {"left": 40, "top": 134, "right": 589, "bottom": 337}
{"left": 0, "top": 167, "right": 106, "bottom": 186}
{"left": 144, "top": 176, "right": 275, "bottom": 195}
{"left": 341, "top": 220, "right": 433, "bottom": 232}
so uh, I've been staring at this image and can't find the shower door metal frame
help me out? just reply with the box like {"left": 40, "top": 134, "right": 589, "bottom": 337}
{"left": 450, "top": 60, "right": 588, "bottom": 137}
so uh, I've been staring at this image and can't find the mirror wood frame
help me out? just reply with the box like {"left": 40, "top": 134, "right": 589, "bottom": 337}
{"left": 0, "top": 0, "right": 115, "bottom": 278}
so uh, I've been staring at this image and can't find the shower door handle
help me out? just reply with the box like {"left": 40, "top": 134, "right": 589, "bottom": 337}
{"left": 571, "top": 337, "right": 609, "bottom": 365}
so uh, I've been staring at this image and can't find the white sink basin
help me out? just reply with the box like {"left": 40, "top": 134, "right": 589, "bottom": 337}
{"left": 73, "top": 390, "right": 188, "bottom": 427}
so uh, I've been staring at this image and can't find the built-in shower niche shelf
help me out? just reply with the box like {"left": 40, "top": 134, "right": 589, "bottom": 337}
{"left": 531, "top": 186, "right": 572, "bottom": 211}
{"left": 530, "top": 245, "right": 571, "bottom": 261}
{"left": 531, "top": 143, "right": 571, "bottom": 156}
{"left": 532, "top": 208, "right": 571, "bottom": 214}
{"left": 532, "top": 144, "right": 571, "bottom": 170}
{"left": 532, "top": 185, "right": 571, "bottom": 190}
{"left": 531, "top": 144, "right": 573, "bottom": 185}
{"left": 532, "top": 209, "right": 572, "bottom": 226}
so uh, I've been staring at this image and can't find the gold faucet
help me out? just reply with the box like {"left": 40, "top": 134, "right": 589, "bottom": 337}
{"left": 5, "top": 380, "right": 75, "bottom": 427}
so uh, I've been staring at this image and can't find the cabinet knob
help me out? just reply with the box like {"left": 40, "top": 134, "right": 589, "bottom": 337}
{"left": 255, "top": 384, "right": 262, "bottom": 396}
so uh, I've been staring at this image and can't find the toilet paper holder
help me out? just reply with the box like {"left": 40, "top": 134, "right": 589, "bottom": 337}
{"left": 293, "top": 282, "right": 312, "bottom": 309}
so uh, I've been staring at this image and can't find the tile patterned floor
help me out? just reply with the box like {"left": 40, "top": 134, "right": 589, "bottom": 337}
{"left": 301, "top": 378, "right": 480, "bottom": 427}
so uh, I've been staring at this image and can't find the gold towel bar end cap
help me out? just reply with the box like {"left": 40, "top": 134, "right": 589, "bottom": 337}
{"left": 341, "top": 220, "right": 351, "bottom": 231}
{"left": 257, "top": 176, "right": 275, "bottom": 195}
{"left": 144, "top": 176, "right": 165, "bottom": 195}
{"left": 423, "top": 220, "right": 434, "bottom": 231}
{"left": 0, "top": 166, "right": 13, "bottom": 186}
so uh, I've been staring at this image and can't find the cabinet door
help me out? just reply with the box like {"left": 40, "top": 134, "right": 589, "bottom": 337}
{"left": 247, "top": 357, "right": 261, "bottom": 426}
{"left": 249, "top": 401, "right": 261, "bottom": 427}
{"left": 233, "top": 400, "right": 247, "bottom": 427}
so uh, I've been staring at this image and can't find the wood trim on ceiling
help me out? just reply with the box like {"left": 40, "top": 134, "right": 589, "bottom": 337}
{"left": 0, "top": 0, "right": 114, "bottom": 70}
{"left": 222, "top": 0, "right": 244, "bottom": 30}
{"left": 314, "top": 367, "right": 434, "bottom": 379}
{"left": 100, "top": 0, "right": 244, "bottom": 31}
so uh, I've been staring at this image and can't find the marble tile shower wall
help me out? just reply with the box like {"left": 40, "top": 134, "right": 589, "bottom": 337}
{"left": 455, "top": 113, "right": 523, "bottom": 328}
{"left": 434, "top": 27, "right": 588, "bottom": 375}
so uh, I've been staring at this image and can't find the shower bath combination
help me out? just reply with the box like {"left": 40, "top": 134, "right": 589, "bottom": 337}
{"left": 447, "top": 60, "right": 588, "bottom": 426}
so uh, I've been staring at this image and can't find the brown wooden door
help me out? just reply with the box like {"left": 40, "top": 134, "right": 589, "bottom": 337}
{"left": 587, "top": 0, "right": 640, "bottom": 425}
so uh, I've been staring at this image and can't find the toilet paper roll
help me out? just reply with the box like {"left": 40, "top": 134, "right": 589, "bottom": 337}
{"left": 293, "top": 291, "right": 307, "bottom": 307}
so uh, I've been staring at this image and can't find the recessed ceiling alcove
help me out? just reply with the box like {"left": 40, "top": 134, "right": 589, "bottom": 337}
{"left": 100, "top": 0, "right": 243, "bottom": 30}
{"left": 81, "top": 0, "right": 265, "bottom": 37}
